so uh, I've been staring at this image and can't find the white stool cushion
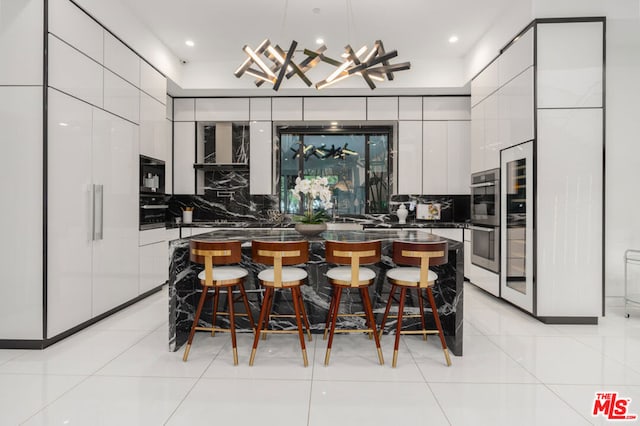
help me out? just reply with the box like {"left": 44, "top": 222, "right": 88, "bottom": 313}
{"left": 258, "top": 267, "right": 308, "bottom": 284}
{"left": 198, "top": 266, "right": 248, "bottom": 282}
{"left": 386, "top": 267, "right": 438, "bottom": 284}
{"left": 326, "top": 266, "right": 376, "bottom": 283}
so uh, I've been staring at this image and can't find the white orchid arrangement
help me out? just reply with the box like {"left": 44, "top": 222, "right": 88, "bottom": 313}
{"left": 291, "top": 176, "right": 334, "bottom": 224}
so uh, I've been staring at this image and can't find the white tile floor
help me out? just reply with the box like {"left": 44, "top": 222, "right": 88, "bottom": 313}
{"left": 2, "top": 283, "right": 640, "bottom": 425}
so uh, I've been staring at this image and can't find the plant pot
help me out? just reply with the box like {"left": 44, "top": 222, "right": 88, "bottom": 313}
{"left": 294, "top": 223, "right": 327, "bottom": 238}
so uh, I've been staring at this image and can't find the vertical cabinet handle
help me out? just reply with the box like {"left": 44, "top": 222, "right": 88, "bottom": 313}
{"left": 94, "top": 184, "right": 104, "bottom": 240}
{"left": 91, "top": 184, "right": 96, "bottom": 241}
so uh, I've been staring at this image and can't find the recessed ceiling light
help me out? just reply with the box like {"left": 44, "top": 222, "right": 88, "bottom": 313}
{"left": 59, "top": 122, "right": 68, "bottom": 127}
{"left": 448, "top": 35, "right": 459, "bottom": 44}
{"left": 316, "top": 38, "right": 324, "bottom": 45}
{"left": 185, "top": 40, "right": 195, "bottom": 47}
{"left": 330, "top": 121, "right": 338, "bottom": 126}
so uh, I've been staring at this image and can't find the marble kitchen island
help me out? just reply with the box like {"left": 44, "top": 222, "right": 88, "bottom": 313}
{"left": 168, "top": 229, "right": 465, "bottom": 356}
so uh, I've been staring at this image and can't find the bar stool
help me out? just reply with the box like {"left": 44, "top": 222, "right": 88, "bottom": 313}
{"left": 380, "top": 240, "right": 451, "bottom": 368}
{"left": 250, "top": 240, "right": 312, "bottom": 367}
{"left": 323, "top": 240, "right": 384, "bottom": 366}
{"left": 183, "top": 240, "right": 255, "bottom": 365}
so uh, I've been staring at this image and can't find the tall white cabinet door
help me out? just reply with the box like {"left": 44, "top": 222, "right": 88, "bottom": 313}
{"left": 498, "top": 67, "right": 534, "bottom": 149}
{"left": 173, "top": 122, "right": 196, "bottom": 194}
{"left": 422, "top": 122, "right": 448, "bottom": 194}
{"left": 483, "top": 93, "right": 500, "bottom": 170}
{"left": 0, "top": 0, "right": 43, "bottom": 85}
{"left": 250, "top": 121, "right": 272, "bottom": 195}
{"left": 447, "top": 121, "right": 471, "bottom": 194}
{"left": 165, "top": 119, "right": 173, "bottom": 194}
{"left": 397, "top": 121, "right": 423, "bottom": 194}
{"left": 91, "top": 109, "right": 140, "bottom": 316}
{"left": 47, "top": 89, "right": 94, "bottom": 338}
{"left": 0, "top": 87, "right": 43, "bottom": 339}
{"left": 140, "top": 92, "right": 167, "bottom": 160}
{"left": 470, "top": 102, "right": 485, "bottom": 174}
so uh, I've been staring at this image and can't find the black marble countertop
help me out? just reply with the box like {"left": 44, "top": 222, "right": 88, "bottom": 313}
{"left": 166, "top": 220, "right": 469, "bottom": 230}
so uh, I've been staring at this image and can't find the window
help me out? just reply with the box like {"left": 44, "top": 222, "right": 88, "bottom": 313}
{"left": 279, "top": 126, "right": 391, "bottom": 215}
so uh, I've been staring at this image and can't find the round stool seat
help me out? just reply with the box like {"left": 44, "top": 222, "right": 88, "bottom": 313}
{"left": 197, "top": 266, "right": 248, "bottom": 283}
{"left": 326, "top": 266, "right": 376, "bottom": 285}
{"left": 386, "top": 267, "right": 438, "bottom": 286}
{"left": 258, "top": 267, "right": 308, "bottom": 286}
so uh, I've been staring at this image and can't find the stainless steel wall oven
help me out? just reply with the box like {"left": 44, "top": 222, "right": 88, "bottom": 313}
{"left": 470, "top": 168, "right": 500, "bottom": 273}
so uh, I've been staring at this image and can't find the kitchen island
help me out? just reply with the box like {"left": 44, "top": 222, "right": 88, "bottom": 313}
{"left": 168, "top": 229, "right": 464, "bottom": 355}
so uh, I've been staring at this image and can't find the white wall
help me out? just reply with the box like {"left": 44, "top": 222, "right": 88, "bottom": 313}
{"left": 533, "top": 0, "right": 640, "bottom": 298}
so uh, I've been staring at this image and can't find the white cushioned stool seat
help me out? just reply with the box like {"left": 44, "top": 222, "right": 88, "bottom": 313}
{"left": 386, "top": 267, "right": 438, "bottom": 285}
{"left": 198, "top": 266, "right": 248, "bottom": 282}
{"left": 326, "top": 266, "right": 376, "bottom": 284}
{"left": 258, "top": 266, "right": 308, "bottom": 285}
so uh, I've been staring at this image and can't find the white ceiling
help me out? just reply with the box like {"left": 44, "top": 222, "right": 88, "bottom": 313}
{"left": 111, "top": 0, "right": 521, "bottom": 95}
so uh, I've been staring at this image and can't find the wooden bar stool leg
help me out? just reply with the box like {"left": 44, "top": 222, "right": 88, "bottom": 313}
{"left": 211, "top": 290, "right": 220, "bottom": 336}
{"left": 291, "top": 287, "right": 309, "bottom": 367}
{"left": 324, "top": 286, "right": 343, "bottom": 366}
{"left": 393, "top": 287, "right": 408, "bottom": 368}
{"left": 359, "top": 288, "right": 373, "bottom": 340}
{"left": 249, "top": 287, "right": 273, "bottom": 366}
{"left": 296, "top": 287, "right": 312, "bottom": 342}
{"left": 427, "top": 287, "right": 452, "bottom": 366}
{"left": 227, "top": 286, "right": 239, "bottom": 365}
{"left": 183, "top": 288, "right": 209, "bottom": 362}
{"left": 361, "top": 287, "right": 384, "bottom": 365}
{"left": 417, "top": 288, "right": 427, "bottom": 341}
{"left": 238, "top": 283, "right": 256, "bottom": 332}
{"left": 324, "top": 287, "right": 337, "bottom": 340}
{"left": 379, "top": 285, "right": 397, "bottom": 338}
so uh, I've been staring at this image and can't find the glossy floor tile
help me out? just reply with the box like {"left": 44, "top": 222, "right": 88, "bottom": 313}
{"left": 2, "top": 282, "right": 640, "bottom": 425}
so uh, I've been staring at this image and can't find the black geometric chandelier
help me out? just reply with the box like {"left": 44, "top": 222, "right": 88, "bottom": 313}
{"left": 234, "top": 39, "right": 410, "bottom": 91}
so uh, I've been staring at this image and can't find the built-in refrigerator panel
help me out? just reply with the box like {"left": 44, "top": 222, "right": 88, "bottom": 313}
{"left": 500, "top": 141, "right": 534, "bottom": 313}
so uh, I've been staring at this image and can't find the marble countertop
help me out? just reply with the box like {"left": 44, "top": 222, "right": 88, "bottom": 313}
{"left": 167, "top": 220, "right": 469, "bottom": 230}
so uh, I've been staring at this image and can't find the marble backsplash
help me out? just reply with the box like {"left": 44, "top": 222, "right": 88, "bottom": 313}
{"left": 167, "top": 169, "right": 469, "bottom": 224}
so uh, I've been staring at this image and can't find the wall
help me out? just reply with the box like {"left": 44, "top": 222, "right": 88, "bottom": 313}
{"left": 0, "top": 0, "right": 44, "bottom": 339}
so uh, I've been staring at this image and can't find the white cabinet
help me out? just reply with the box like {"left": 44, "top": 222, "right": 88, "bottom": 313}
{"left": 140, "top": 61, "right": 166, "bottom": 105}
{"left": 250, "top": 121, "right": 273, "bottom": 195}
{"left": 303, "top": 97, "right": 366, "bottom": 121}
{"left": 173, "top": 122, "right": 196, "bottom": 194}
{"left": 483, "top": 93, "right": 500, "bottom": 170}
{"left": 537, "top": 22, "right": 604, "bottom": 109}
{"left": 0, "top": 0, "right": 43, "bottom": 85}
{"left": 469, "top": 264, "right": 499, "bottom": 297}
{"left": 272, "top": 97, "right": 302, "bottom": 121}
{"left": 422, "top": 122, "right": 448, "bottom": 195}
{"left": 367, "top": 97, "right": 398, "bottom": 120}
{"left": 498, "top": 27, "right": 534, "bottom": 87}
{"left": 104, "top": 32, "right": 140, "bottom": 87}
{"left": 91, "top": 109, "right": 139, "bottom": 316}
{"left": 498, "top": 67, "right": 534, "bottom": 149}
{"left": 0, "top": 87, "right": 43, "bottom": 339}
{"left": 47, "top": 89, "right": 94, "bottom": 337}
{"left": 470, "top": 102, "right": 485, "bottom": 174}
{"left": 140, "top": 92, "right": 167, "bottom": 160}
{"left": 447, "top": 121, "right": 470, "bottom": 194}
{"left": 139, "top": 229, "right": 168, "bottom": 294}
{"left": 165, "top": 119, "right": 173, "bottom": 194}
{"left": 471, "top": 59, "right": 499, "bottom": 107}
{"left": 173, "top": 98, "right": 195, "bottom": 121}
{"left": 196, "top": 98, "right": 249, "bottom": 121}
{"left": 48, "top": 34, "right": 103, "bottom": 108}
{"left": 166, "top": 96, "right": 173, "bottom": 120}
{"left": 423, "top": 97, "right": 470, "bottom": 121}
{"left": 47, "top": 89, "right": 140, "bottom": 335}
{"left": 104, "top": 70, "right": 140, "bottom": 123}
{"left": 397, "top": 121, "right": 422, "bottom": 194}
{"left": 250, "top": 98, "right": 271, "bottom": 121}
{"left": 398, "top": 97, "right": 422, "bottom": 120}
{"left": 48, "top": 0, "right": 103, "bottom": 63}
{"left": 464, "top": 230, "right": 471, "bottom": 280}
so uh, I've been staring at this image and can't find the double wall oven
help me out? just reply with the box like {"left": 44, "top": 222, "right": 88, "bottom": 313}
{"left": 470, "top": 168, "right": 500, "bottom": 273}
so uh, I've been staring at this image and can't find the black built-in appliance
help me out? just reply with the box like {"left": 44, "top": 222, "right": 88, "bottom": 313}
{"left": 139, "top": 156, "right": 167, "bottom": 230}
{"left": 470, "top": 168, "right": 500, "bottom": 273}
